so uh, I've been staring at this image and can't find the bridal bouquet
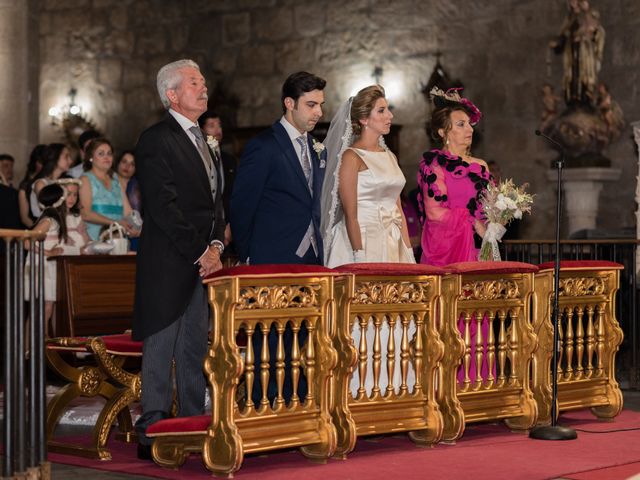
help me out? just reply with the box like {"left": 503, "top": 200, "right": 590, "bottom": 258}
{"left": 478, "top": 179, "right": 534, "bottom": 261}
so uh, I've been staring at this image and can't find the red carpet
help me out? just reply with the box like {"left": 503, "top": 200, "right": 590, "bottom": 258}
{"left": 48, "top": 410, "right": 640, "bottom": 480}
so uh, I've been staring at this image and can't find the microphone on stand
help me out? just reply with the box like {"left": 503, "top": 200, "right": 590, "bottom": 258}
{"left": 534, "top": 130, "right": 563, "bottom": 150}
{"left": 529, "top": 129, "right": 577, "bottom": 441}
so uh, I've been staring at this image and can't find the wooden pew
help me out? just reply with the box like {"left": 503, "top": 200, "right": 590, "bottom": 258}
{"left": 53, "top": 255, "right": 136, "bottom": 337}
{"left": 46, "top": 254, "right": 141, "bottom": 460}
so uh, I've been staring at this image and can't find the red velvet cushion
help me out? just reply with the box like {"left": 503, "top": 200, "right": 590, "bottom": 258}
{"left": 204, "top": 264, "right": 337, "bottom": 282}
{"left": 102, "top": 333, "right": 143, "bottom": 356}
{"left": 537, "top": 260, "right": 624, "bottom": 272}
{"left": 444, "top": 261, "right": 538, "bottom": 275}
{"left": 334, "top": 262, "right": 445, "bottom": 276}
{"left": 146, "top": 415, "right": 210, "bottom": 437}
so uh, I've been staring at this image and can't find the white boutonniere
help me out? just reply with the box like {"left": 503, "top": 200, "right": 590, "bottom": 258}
{"left": 312, "top": 139, "right": 326, "bottom": 168}
{"left": 206, "top": 135, "right": 219, "bottom": 151}
{"left": 312, "top": 138, "right": 325, "bottom": 154}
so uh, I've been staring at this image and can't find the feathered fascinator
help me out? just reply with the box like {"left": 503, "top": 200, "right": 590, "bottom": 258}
{"left": 430, "top": 87, "right": 482, "bottom": 125}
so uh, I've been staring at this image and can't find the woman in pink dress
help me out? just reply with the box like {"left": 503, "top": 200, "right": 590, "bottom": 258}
{"left": 417, "top": 87, "right": 493, "bottom": 384}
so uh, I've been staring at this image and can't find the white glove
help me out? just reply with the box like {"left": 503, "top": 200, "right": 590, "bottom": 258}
{"left": 353, "top": 250, "right": 366, "bottom": 263}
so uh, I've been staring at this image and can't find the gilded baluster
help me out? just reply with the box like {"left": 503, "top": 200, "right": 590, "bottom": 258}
{"left": 595, "top": 304, "right": 605, "bottom": 377}
{"left": 275, "top": 321, "right": 286, "bottom": 408}
{"left": 474, "top": 311, "right": 484, "bottom": 389}
{"left": 260, "top": 323, "right": 270, "bottom": 410}
{"left": 564, "top": 307, "right": 574, "bottom": 381}
{"left": 372, "top": 316, "right": 382, "bottom": 396}
{"left": 411, "top": 314, "right": 423, "bottom": 395}
{"left": 357, "top": 316, "right": 368, "bottom": 399}
{"left": 462, "top": 311, "right": 472, "bottom": 391}
{"left": 585, "top": 305, "right": 595, "bottom": 378}
{"left": 485, "top": 310, "right": 496, "bottom": 386}
{"left": 244, "top": 324, "right": 255, "bottom": 411}
{"left": 574, "top": 305, "right": 585, "bottom": 379}
{"left": 556, "top": 311, "right": 564, "bottom": 379}
{"left": 497, "top": 311, "right": 507, "bottom": 387}
{"left": 305, "top": 318, "right": 316, "bottom": 403}
{"left": 385, "top": 315, "right": 396, "bottom": 397}
{"left": 290, "top": 320, "right": 301, "bottom": 408}
{"left": 508, "top": 309, "right": 518, "bottom": 385}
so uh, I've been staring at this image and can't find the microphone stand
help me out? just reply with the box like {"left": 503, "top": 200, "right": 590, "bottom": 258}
{"left": 529, "top": 130, "right": 577, "bottom": 440}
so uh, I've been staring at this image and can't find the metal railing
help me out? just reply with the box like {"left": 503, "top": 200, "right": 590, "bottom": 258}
{"left": 1, "top": 229, "right": 49, "bottom": 479}
{"left": 502, "top": 239, "right": 640, "bottom": 388}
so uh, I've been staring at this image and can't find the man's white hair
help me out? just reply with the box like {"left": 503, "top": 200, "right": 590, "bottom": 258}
{"left": 156, "top": 59, "right": 200, "bottom": 109}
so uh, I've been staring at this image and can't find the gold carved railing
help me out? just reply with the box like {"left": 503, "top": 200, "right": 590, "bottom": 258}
{"left": 330, "top": 264, "right": 445, "bottom": 456}
{"left": 532, "top": 261, "right": 624, "bottom": 424}
{"left": 151, "top": 266, "right": 339, "bottom": 477}
{"left": 437, "top": 262, "right": 539, "bottom": 441}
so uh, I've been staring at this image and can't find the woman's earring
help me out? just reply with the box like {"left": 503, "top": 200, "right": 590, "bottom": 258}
{"left": 445, "top": 138, "right": 449, "bottom": 146}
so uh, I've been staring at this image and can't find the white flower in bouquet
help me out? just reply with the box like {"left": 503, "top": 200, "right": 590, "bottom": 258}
{"left": 478, "top": 179, "right": 534, "bottom": 261}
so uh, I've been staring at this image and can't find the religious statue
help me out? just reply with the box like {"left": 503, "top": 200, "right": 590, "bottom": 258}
{"left": 596, "top": 82, "right": 625, "bottom": 141}
{"left": 550, "top": 0, "right": 605, "bottom": 105}
{"left": 540, "top": 83, "right": 562, "bottom": 131}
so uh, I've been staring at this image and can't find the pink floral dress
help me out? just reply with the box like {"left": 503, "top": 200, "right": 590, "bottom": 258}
{"left": 417, "top": 149, "right": 494, "bottom": 384}
{"left": 417, "top": 149, "right": 492, "bottom": 266}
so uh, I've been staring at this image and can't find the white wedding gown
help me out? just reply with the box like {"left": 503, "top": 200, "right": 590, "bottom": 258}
{"left": 325, "top": 147, "right": 416, "bottom": 397}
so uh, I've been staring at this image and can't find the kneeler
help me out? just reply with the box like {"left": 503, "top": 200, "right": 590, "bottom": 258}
{"left": 45, "top": 332, "right": 142, "bottom": 460}
{"left": 532, "top": 260, "right": 624, "bottom": 425}
{"left": 329, "top": 262, "right": 446, "bottom": 456}
{"left": 146, "top": 264, "right": 340, "bottom": 477}
{"left": 438, "top": 261, "right": 539, "bottom": 441}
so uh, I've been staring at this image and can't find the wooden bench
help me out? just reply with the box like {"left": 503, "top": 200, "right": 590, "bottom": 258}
{"left": 46, "top": 254, "right": 142, "bottom": 460}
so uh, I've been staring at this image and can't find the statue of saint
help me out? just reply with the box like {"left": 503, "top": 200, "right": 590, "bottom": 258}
{"left": 550, "top": 0, "right": 605, "bottom": 105}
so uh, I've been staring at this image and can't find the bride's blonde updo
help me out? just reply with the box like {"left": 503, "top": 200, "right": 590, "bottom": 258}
{"left": 350, "top": 85, "right": 386, "bottom": 136}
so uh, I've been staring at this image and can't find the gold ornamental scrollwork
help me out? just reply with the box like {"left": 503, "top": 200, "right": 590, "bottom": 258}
{"left": 460, "top": 280, "right": 520, "bottom": 301}
{"left": 352, "top": 281, "right": 431, "bottom": 304}
{"left": 78, "top": 367, "right": 102, "bottom": 396}
{"left": 559, "top": 277, "right": 606, "bottom": 296}
{"left": 237, "top": 284, "right": 321, "bottom": 309}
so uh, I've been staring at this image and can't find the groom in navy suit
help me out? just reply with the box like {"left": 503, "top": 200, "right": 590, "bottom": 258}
{"left": 231, "top": 71, "right": 327, "bottom": 266}
{"left": 231, "top": 72, "right": 327, "bottom": 404}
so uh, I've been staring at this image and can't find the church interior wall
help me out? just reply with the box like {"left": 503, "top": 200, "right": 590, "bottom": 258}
{"left": 29, "top": 0, "right": 640, "bottom": 238}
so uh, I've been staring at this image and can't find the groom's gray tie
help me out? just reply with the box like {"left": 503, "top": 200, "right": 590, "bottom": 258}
{"left": 294, "top": 135, "right": 317, "bottom": 258}
{"left": 189, "top": 126, "right": 217, "bottom": 200}
{"left": 296, "top": 135, "right": 313, "bottom": 192}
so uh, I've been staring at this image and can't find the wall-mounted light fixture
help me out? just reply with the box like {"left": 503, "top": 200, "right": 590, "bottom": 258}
{"left": 48, "top": 88, "right": 83, "bottom": 126}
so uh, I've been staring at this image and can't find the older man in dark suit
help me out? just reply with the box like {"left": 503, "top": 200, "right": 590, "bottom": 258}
{"left": 132, "top": 59, "right": 224, "bottom": 459}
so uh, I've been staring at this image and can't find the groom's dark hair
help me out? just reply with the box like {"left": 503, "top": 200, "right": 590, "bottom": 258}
{"left": 281, "top": 72, "right": 326, "bottom": 113}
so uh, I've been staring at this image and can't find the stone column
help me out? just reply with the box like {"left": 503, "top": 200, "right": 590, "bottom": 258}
{"left": 546, "top": 167, "right": 621, "bottom": 236}
{"left": 0, "top": 0, "right": 39, "bottom": 182}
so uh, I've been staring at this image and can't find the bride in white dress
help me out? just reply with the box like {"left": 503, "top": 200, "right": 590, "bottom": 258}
{"left": 320, "top": 85, "right": 416, "bottom": 397}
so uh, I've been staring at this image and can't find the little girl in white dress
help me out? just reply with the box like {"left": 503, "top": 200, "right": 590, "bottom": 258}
{"left": 26, "top": 180, "right": 90, "bottom": 336}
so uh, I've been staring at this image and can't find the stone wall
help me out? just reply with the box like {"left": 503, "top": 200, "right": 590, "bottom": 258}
{"left": 0, "top": 0, "right": 39, "bottom": 182}
{"left": 36, "top": 0, "right": 640, "bottom": 238}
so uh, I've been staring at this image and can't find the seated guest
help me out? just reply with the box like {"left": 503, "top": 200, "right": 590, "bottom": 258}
{"left": 30, "top": 143, "right": 73, "bottom": 219}
{"left": 78, "top": 138, "right": 134, "bottom": 241}
{"left": 115, "top": 150, "right": 142, "bottom": 213}
{"left": 198, "top": 110, "right": 237, "bottom": 248}
{"left": 68, "top": 129, "right": 100, "bottom": 178}
{"left": 0, "top": 153, "right": 15, "bottom": 187}
{"left": 115, "top": 150, "right": 142, "bottom": 250}
{"left": 18, "top": 145, "right": 45, "bottom": 228}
